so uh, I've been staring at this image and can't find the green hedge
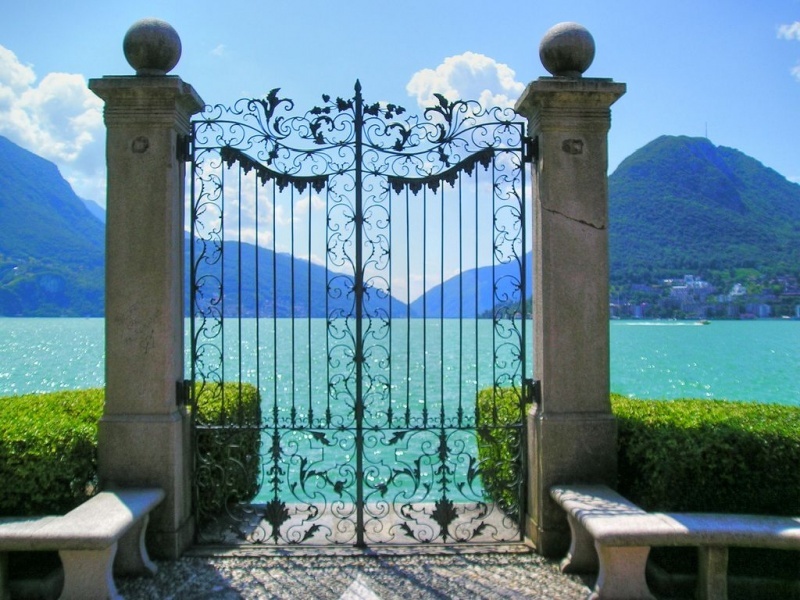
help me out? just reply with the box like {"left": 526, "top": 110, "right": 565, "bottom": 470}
{"left": 476, "top": 387, "right": 524, "bottom": 521}
{"left": 477, "top": 389, "right": 800, "bottom": 519}
{"left": 193, "top": 382, "right": 262, "bottom": 521}
{"left": 0, "top": 389, "right": 103, "bottom": 515}
{"left": 0, "top": 384, "right": 262, "bottom": 520}
{"left": 613, "top": 395, "right": 800, "bottom": 515}
{"left": 613, "top": 395, "right": 800, "bottom": 581}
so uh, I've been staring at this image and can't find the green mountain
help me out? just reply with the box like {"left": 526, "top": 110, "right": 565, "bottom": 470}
{"left": 0, "top": 136, "right": 105, "bottom": 316}
{"left": 609, "top": 135, "right": 800, "bottom": 283}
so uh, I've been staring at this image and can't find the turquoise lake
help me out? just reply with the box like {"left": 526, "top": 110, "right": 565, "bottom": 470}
{"left": 0, "top": 318, "right": 798, "bottom": 406}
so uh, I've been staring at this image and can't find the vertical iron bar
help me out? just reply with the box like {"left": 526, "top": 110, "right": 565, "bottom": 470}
{"left": 220, "top": 153, "right": 226, "bottom": 418}
{"left": 237, "top": 165, "right": 244, "bottom": 415}
{"left": 188, "top": 131, "right": 197, "bottom": 406}
{"left": 255, "top": 158, "right": 261, "bottom": 407}
{"left": 474, "top": 163, "right": 480, "bottom": 423}
{"left": 271, "top": 180, "right": 279, "bottom": 497}
{"left": 438, "top": 181, "right": 447, "bottom": 522}
{"left": 291, "top": 186, "right": 298, "bottom": 427}
{"left": 491, "top": 155, "right": 498, "bottom": 422}
{"left": 188, "top": 129, "right": 197, "bottom": 531}
{"left": 354, "top": 80, "right": 365, "bottom": 547}
{"left": 307, "top": 186, "right": 313, "bottom": 425}
{"left": 518, "top": 128, "right": 529, "bottom": 539}
{"left": 387, "top": 180, "right": 393, "bottom": 429}
{"left": 457, "top": 173, "right": 463, "bottom": 428}
{"left": 439, "top": 185, "right": 445, "bottom": 428}
{"left": 325, "top": 184, "right": 332, "bottom": 428}
{"left": 422, "top": 187, "right": 428, "bottom": 428}
{"left": 404, "top": 187, "right": 411, "bottom": 428}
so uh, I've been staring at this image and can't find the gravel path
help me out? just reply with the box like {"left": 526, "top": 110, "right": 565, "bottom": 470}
{"left": 117, "top": 551, "right": 594, "bottom": 599}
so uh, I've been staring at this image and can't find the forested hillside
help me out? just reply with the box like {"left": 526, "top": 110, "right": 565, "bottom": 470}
{"left": 609, "top": 135, "right": 800, "bottom": 284}
{"left": 0, "top": 136, "right": 104, "bottom": 316}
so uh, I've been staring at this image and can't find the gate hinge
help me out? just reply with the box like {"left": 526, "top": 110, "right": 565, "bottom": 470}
{"left": 176, "top": 379, "right": 193, "bottom": 407}
{"left": 523, "top": 136, "right": 538, "bottom": 164}
{"left": 524, "top": 378, "right": 541, "bottom": 407}
{"left": 177, "top": 133, "right": 192, "bottom": 162}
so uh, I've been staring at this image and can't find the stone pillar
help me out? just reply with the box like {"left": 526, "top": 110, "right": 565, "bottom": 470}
{"left": 89, "top": 19, "right": 204, "bottom": 559}
{"left": 514, "top": 23, "right": 626, "bottom": 556}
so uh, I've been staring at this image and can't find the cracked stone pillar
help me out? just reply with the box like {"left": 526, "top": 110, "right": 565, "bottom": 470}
{"left": 89, "top": 19, "right": 204, "bottom": 559}
{"left": 515, "top": 22, "right": 626, "bottom": 556}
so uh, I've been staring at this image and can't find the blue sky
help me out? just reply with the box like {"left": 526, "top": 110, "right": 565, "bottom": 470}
{"left": 1, "top": 0, "right": 799, "bottom": 208}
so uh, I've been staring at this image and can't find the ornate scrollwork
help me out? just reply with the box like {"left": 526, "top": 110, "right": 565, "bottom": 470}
{"left": 190, "top": 83, "right": 528, "bottom": 547}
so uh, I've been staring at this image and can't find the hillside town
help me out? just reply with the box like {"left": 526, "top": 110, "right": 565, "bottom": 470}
{"left": 611, "top": 274, "right": 800, "bottom": 320}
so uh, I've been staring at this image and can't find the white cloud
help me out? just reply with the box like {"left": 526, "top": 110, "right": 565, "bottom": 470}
{"left": 778, "top": 22, "right": 800, "bottom": 82}
{"left": 211, "top": 44, "right": 226, "bottom": 57}
{"left": 0, "top": 46, "right": 36, "bottom": 90}
{"left": 0, "top": 44, "right": 105, "bottom": 204}
{"left": 778, "top": 22, "right": 800, "bottom": 40}
{"left": 406, "top": 51, "right": 524, "bottom": 110}
{"left": 294, "top": 193, "right": 325, "bottom": 216}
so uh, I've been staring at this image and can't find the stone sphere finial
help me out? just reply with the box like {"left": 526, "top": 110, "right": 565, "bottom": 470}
{"left": 123, "top": 18, "right": 182, "bottom": 76}
{"left": 539, "top": 22, "right": 595, "bottom": 78}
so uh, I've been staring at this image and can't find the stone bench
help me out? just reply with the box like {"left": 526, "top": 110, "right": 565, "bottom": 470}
{"left": 0, "top": 488, "right": 164, "bottom": 600}
{"left": 550, "top": 484, "right": 800, "bottom": 600}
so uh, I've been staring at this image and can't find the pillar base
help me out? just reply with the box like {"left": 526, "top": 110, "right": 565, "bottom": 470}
{"left": 147, "top": 514, "right": 195, "bottom": 561}
{"left": 98, "top": 410, "right": 194, "bottom": 559}
{"left": 526, "top": 409, "right": 617, "bottom": 557}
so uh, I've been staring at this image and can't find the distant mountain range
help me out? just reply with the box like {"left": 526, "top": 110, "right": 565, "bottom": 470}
{"left": 408, "top": 257, "right": 529, "bottom": 318}
{"left": 2, "top": 134, "right": 798, "bottom": 316}
{"left": 191, "top": 238, "right": 408, "bottom": 318}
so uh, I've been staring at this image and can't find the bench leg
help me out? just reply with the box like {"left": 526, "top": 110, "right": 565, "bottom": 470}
{"left": 696, "top": 546, "right": 728, "bottom": 600}
{"left": 115, "top": 514, "right": 158, "bottom": 576}
{"left": 58, "top": 543, "right": 121, "bottom": 600}
{"left": 592, "top": 543, "right": 656, "bottom": 600}
{"left": 560, "top": 513, "right": 599, "bottom": 573}
{"left": 0, "top": 552, "right": 9, "bottom": 600}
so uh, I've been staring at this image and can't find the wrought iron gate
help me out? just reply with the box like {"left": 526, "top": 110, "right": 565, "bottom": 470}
{"left": 189, "top": 83, "right": 530, "bottom": 547}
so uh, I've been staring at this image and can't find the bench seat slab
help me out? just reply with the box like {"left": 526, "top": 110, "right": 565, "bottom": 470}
{"left": 0, "top": 488, "right": 163, "bottom": 600}
{"left": 552, "top": 484, "right": 800, "bottom": 600}
{"left": 0, "top": 517, "right": 60, "bottom": 551}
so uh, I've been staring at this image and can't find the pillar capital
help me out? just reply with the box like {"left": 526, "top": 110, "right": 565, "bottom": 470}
{"left": 89, "top": 76, "right": 203, "bottom": 133}
{"left": 516, "top": 78, "right": 626, "bottom": 134}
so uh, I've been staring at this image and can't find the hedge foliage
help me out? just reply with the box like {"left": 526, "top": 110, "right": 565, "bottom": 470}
{"left": 4, "top": 385, "right": 796, "bottom": 522}
{"left": 193, "top": 382, "right": 262, "bottom": 520}
{"left": 476, "top": 389, "right": 800, "bottom": 519}
{"left": 0, "top": 389, "right": 104, "bottom": 515}
{"left": 0, "top": 383, "right": 262, "bottom": 519}
{"left": 476, "top": 387, "right": 524, "bottom": 521}
{"left": 613, "top": 395, "right": 800, "bottom": 515}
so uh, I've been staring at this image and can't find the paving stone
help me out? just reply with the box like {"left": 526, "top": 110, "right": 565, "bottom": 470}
{"left": 117, "top": 552, "right": 592, "bottom": 599}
